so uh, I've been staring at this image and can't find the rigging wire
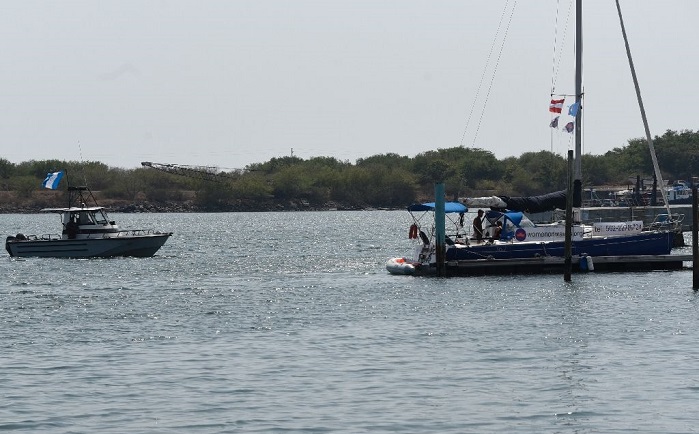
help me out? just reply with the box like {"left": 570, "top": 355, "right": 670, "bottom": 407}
{"left": 550, "top": 0, "right": 561, "bottom": 95}
{"left": 469, "top": 0, "right": 518, "bottom": 148}
{"left": 459, "top": 0, "right": 511, "bottom": 148}
{"left": 550, "top": 0, "right": 574, "bottom": 95}
{"left": 549, "top": 0, "right": 575, "bottom": 156}
{"left": 549, "top": 0, "right": 562, "bottom": 153}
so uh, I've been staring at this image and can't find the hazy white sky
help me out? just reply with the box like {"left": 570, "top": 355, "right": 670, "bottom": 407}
{"left": 0, "top": 0, "right": 696, "bottom": 170}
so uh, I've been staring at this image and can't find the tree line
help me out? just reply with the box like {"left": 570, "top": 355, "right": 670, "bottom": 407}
{"left": 1, "top": 129, "right": 698, "bottom": 211}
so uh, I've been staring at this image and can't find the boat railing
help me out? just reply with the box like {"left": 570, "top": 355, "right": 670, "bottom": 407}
{"left": 647, "top": 213, "right": 684, "bottom": 232}
{"left": 32, "top": 234, "right": 63, "bottom": 241}
{"left": 80, "top": 229, "right": 167, "bottom": 239}
{"left": 115, "top": 229, "right": 162, "bottom": 237}
{"left": 13, "top": 229, "right": 169, "bottom": 241}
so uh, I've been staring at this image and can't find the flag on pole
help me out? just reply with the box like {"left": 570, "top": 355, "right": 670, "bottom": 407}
{"left": 564, "top": 122, "right": 575, "bottom": 133}
{"left": 549, "top": 98, "right": 565, "bottom": 113}
{"left": 42, "top": 171, "right": 64, "bottom": 189}
{"left": 568, "top": 102, "right": 580, "bottom": 117}
{"left": 549, "top": 116, "right": 559, "bottom": 128}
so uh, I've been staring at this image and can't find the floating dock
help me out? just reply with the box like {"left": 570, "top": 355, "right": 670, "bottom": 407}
{"left": 429, "top": 254, "right": 693, "bottom": 276}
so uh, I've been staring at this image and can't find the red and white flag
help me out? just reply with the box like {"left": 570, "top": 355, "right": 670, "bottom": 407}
{"left": 549, "top": 98, "right": 565, "bottom": 113}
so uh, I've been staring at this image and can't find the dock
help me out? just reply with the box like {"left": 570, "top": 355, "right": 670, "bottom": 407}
{"left": 433, "top": 254, "right": 692, "bottom": 276}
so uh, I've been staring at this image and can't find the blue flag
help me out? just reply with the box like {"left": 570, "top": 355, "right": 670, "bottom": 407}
{"left": 42, "top": 171, "right": 64, "bottom": 189}
{"left": 568, "top": 102, "right": 580, "bottom": 117}
{"left": 565, "top": 122, "right": 575, "bottom": 133}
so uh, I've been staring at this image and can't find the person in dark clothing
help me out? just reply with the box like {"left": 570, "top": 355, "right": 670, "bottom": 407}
{"left": 65, "top": 217, "right": 78, "bottom": 239}
{"left": 473, "top": 209, "right": 484, "bottom": 242}
{"left": 492, "top": 221, "right": 502, "bottom": 240}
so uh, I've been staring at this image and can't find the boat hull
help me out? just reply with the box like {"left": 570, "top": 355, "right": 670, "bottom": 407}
{"left": 5, "top": 233, "right": 172, "bottom": 258}
{"left": 386, "top": 257, "right": 419, "bottom": 275}
{"left": 445, "top": 231, "right": 674, "bottom": 261}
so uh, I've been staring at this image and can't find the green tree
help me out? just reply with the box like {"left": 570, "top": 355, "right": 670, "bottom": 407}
{"left": 604, "top": 138, "right": 652, "bottom": 181}
{"left": 271, "top": 165, "right": 312, "bottom": 201}
{"left": 510, "top": 151, "right": 567, "bottom": 194}
{"left": 357, "top": 153, "right": 412, "bottom": 170}
{"left": 11, "top": 176, "right": 38, "bottom": 200}
{"left": 230, "top": 173, "right": 273, "bottom": 200}
{"left": 653, "top": 129, "right": 699, "bottom": 181}
{"left": 0, "top": 158, "right": 16, "bottom": 190}
{"left": 582, "top": 154, "right": 615, "bottom": 185}
{"left": 195, "top": 183, "right": 234, "bottom": 210}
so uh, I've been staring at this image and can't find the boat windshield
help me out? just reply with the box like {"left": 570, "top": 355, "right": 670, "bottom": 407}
{"left": 77, "top": 211, "right": 96, "bottom": 225}
{"left": 94, "top": 209, "right": 109, "bottom": 225}
{"left": 76, "top": 210, "right": 110, "bottom": 225}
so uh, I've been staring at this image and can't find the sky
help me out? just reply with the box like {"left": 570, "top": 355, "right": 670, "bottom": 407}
{"left": 0, "top": 0, "right": 696, "bottom": 170}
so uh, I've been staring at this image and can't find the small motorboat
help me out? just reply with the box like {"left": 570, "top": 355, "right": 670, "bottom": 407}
{"left": 6, "top": 185, "right": 172, "bottom": 258}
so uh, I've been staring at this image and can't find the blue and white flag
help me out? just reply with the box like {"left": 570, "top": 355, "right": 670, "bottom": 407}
{"left": 42, "top": 171, "right": 64, "bottom": 189}
{"left": 564, "top": 121, "right": 575, "bottom": 133}
{"left": 568, "top": 102, "right": 580, "bottom": 117}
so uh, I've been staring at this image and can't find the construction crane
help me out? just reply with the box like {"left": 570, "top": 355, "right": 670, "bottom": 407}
{"left": 141, "top": 161, "right": 249, "bottom": 184}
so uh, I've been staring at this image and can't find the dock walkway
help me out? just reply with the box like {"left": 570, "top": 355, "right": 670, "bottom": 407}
{"left": 439, "top": 254, "right": 691, "bottom": 276}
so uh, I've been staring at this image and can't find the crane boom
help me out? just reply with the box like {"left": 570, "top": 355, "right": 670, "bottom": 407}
{"left": 141, "top": 161, "right": 245, "bottom": 184}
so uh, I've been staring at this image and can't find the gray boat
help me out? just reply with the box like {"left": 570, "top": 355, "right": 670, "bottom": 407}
{"left": 6, "top": 186, "right": 172, "bottom": 258}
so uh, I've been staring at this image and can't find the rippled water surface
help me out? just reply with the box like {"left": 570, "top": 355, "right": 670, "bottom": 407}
{"left": 2, "top": 211, "right": 699, "bottom": 433}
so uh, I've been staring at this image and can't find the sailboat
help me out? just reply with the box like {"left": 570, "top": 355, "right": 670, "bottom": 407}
{"left": 386, "top": 0, "right": 677, "bottom": 275}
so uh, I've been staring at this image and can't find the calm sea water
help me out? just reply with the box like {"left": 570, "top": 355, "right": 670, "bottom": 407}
{"left": 2, "top": 211, "right": 698, "bottom": 433}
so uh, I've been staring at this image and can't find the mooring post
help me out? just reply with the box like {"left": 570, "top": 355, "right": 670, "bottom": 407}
{"left": 435, "top": 183, "right": 446, "bottom": 277}
{"left": 564, "top": 150, "right": 573, "bottom": 282}
{"left": 693, "top": 184, "right": 698, "bottom": 290}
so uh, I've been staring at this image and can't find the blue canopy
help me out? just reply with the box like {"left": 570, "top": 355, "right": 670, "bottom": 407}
{"left": 485, "top": 210, "right": 523, "bottom": 226}
{"left": 407, "top": 202, "right": 468, "bottom": 214}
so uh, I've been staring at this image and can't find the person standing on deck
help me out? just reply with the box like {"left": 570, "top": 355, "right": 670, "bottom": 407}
{"left": 473, "top": 209, "right": 484, "bottom": 242}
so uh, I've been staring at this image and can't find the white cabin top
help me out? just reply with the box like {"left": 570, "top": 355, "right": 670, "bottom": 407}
{"left": 40, "top": 206, "right": 105, "bottom": 213}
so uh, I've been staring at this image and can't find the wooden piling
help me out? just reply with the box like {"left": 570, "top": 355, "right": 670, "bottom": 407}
{"left": 693, "top": 185, "right": 698, "bottom": 290}
{"left": 435, "top": 183, "right": 446, "bottom": 277}
{"left": 564, "top": 150, "right": 573, "bottom": 282}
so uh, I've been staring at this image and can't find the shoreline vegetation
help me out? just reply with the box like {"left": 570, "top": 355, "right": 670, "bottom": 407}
{"left": 0, "top": 190, "right": 375, "bottom": 213}
{"left": 2, "top": 129, "right": 698, "bottom": 213}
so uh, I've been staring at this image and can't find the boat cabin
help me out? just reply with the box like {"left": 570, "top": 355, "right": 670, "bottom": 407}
{"left": 40, "top": 206, "right": 120, "bottom": 240}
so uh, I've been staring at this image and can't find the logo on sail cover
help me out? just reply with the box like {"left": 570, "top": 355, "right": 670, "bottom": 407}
{"left": 515, "top": 228, "right": 527, "bottom": 241}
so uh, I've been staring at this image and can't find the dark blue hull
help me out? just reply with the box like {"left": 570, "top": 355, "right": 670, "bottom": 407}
{"left": 445, "top": 231, "right": 674, "bottom": 261}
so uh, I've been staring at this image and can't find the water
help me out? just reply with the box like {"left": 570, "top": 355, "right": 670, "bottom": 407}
{"left": 2, "top": 211, "right": 698, "bottom": 433}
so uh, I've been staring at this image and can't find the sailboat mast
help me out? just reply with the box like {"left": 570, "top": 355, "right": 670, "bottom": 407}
{"left": 573, "top": 0, "right": 582, "bottom": 209}
{"left": 614, "top": 0, "right": 671, "bottom": 216}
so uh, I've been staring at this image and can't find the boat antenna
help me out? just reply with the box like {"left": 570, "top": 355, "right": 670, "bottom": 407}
{"left": 77, "top": 140, "right": 89, "bottom": 186}
{"left": 63, "top": 168, "right": 74, "bottom": 207}
{"left": 614, "top": 0, "right": 671, "bottom": 216}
